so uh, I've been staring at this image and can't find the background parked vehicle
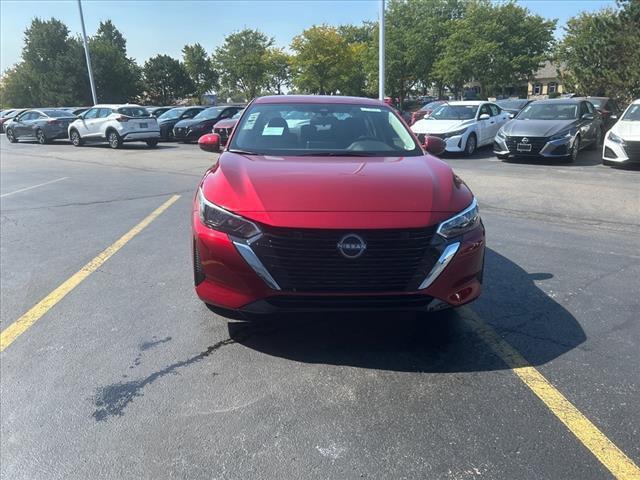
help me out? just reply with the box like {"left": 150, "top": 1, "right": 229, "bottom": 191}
{"left": 173, "top": 105, "right": 243, "bottom": 143}
{"left": 602, "top": 98, "right": 640, "bottom": 166}
{"left": 146, "top": 106, "right": 174, "bottom": 118}
{"left": 410, "top": 100, "right": 448, "bottom": 125}
{"left": 157, "top": 106, "right": 205, "bottom": 140}
{"left": 0, "top": 109, "right": 27, "bottom": 133}
{"left": 585, "top": 96, "right": 621, "bottom": 131}
{"left": 495, "top": 99, "right": 532, "bottom": 117}
{"left": 212, "top": 108, "right": 245, "bottom": 146}
{"left": 68, "top": 104, "right": 160, "bottom": 149}
{"left": 411, "top": 101, "right": 510, "bottom": 156}
{"left": 493, "top": 98, "right": 603, "bottom": 162}
{"left": 5, "top": 109, "right": 77, "bottom": 144}
{"left": 71, "top": 107, "right": 90, "bottom": 116}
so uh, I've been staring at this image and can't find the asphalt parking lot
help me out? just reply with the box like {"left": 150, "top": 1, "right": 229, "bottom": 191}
{"left": 1, "top": 136, "right": 639, "bottom": 479}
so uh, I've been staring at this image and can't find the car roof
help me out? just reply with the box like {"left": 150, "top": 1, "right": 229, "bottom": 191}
{"left": 444, "top": 101, "right": 486, "bottom": 106}
{"left": 92, "top": 104, "right": 144, "bottom": 108}
{"left": 530, "top": 98, "right": 583, "bottom": 104}
{"left": 253, "top": 95, "right": 386, "bottom": 106}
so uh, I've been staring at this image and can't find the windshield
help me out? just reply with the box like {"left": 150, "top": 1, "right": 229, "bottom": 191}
{"left": 621, "top": 104, "right": 640, "bottom": 121}
{"left": 517, "top": 103, "right": 578, "bottom": 120}
{"left": 429, "top": 104, "right": 477, "bottom": 120}
{"left": 194, "top": 107, "right": 224, "bottom": 120}
{"left": 158, "top": 108, "right": 185, "bottom": 120}
{"left": 420, "top": 101, "right": 444, "bottom": 112}
{"left": 42, "top": 109, "right": 75, "bottom": 117}
{"left": 497, "top": 100, "right": 528, "bottom": 110}
{"left": 118, "top": 107, "right": 150, "bottom": 117}
{"left": 232, "top": 109, "right": 244, "bottom": 119}
{"left": 229, "top": 103, "right": 421, "bottom": 157}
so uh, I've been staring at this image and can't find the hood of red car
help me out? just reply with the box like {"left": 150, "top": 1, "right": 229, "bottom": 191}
{"left": 214, "top": 118, "right": 238, "bottom": 129}
{"left": 200, "top": 152, "right": 473, "bottom": 229}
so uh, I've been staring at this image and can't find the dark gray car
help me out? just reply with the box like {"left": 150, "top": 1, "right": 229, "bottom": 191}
{"left": 5, "top": 109, "right": 78, "bottom": 144}
{"left": 493, "top": 98, "right": 604, "bottom": 162}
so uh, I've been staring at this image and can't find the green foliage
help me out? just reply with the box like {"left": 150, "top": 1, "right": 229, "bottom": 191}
{"left": 142, "top": 54, "right": 194, "bottom": 105}
{"left": 557, "top": 1, "right": 640, "bottom": 103}
{"left": 264, "top": 48, "right": 292, "bottom": 95}
{"left": 182, "top": 43, "right": 218, "bottom": 101}
{"left": 290, "top": 25, "right": 367, "bottom": 95}
{"left": 89, "top": 21, "right": 142, "bottom": 103}
{"left": 214, "top": 29, "right": 273, "bottom": 101}
{"left": 433, "top": 0, "right": 556, "bottom": 98}
{"left": 0, "top": 17, "right": 90, "bottom": 107}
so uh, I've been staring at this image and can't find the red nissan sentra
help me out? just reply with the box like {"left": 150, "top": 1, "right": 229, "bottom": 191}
{"left": 193, "top": 95, "right": 485, "bottom": 316}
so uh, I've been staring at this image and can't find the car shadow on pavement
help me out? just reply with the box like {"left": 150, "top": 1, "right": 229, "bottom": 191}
{"left": 227, "top": 248, "right": 586, "bottom": 373}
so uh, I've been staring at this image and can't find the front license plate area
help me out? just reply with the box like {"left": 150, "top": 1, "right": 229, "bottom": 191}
{"left": 140, "top": 123, "right": 148, "bottom": 129}
{"left": 517, "top": 143, "right": 532, "bottom": 152}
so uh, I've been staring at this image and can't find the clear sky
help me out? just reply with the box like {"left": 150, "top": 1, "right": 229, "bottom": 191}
{"left": 0, "top": 0, "right": 617, "bottom": 73}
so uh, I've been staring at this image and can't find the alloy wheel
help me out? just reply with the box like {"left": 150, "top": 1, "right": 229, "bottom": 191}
{"left": 6, "top": 129, "right": 17, "bottom": 143}
{"left": 466, "top": 135, "right": 476, "bottom": 155}
{"left": 36, "top": 130, "right": 46, "bottom": 144}
{"left": 572, "top": 137, "right": 580, "bottom": 162}
{"left": 71, "top": 131, "right": 81, "bottom": 146}
{"left": 108, "top": 132, "right": 120, "bottom": 149}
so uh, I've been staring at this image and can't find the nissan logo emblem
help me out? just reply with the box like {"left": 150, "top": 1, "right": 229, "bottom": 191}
{"left": 337, "top": 234, "right": 367, "bottom": 259}
{"left": 522, "top": 137, "right": 529, "bottom": 143}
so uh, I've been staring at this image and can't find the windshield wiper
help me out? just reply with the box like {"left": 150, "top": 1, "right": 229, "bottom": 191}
{"left": 228, "top": 149, "right": 258, "bottom": 155}
{"left": 297, "top": 151, "right": 379, "bottom": 157}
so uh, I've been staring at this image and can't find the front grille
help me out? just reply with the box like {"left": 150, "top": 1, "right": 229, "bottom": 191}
{"left": 174, "top": 127, "right": 186, "bottom": 137}
{"left": 505, "top": 136, "right": 548, "bottom": 155}
{"left": 250, "top": 226, "right": 442, "bottom": 293}
{"left": 623, "top": 140, "right": 640, "bottom": 160}
{"left": 264, "top": 295, "right": 434, "bottom": 310}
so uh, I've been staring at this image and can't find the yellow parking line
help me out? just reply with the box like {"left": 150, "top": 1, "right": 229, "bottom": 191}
{"left": 465, "top": 311, "right": 640, "bottom": 480}
{"left": 0, "top": 194, "right": 181, "bottom": 352}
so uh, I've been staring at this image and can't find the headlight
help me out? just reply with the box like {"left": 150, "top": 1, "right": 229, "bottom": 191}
{"left": 445, "top": 128, "right": 467, "bottom": 138}
{"left": 198, "top": 188, "right": 261, "bottom": 239}
{"left": 549, "top": 130, "right": 572, "bottom": 141}
{"left": 607, "top": 131, "right": 625, "bottom": 144}
{"left": 437, "top": 198, "right": 480, "bottom": 238}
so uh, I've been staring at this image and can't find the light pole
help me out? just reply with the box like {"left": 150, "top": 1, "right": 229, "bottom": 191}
{"left": 378, "top": 0, "right": 385, "bottom": 101}
{"left": 77, "top": 0, "right": 97, "bottom": 105}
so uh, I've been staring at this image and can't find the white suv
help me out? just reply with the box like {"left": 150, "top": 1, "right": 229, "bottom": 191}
{"left": 68, "top": 104, "right": 160, "bottom": 149}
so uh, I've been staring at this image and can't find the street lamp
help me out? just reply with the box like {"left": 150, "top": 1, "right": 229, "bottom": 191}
{"left": 379, "top": 0, "right": 385, "bottom": 101}
{"left": 77, "top": 0, "right": 97, "bottom": 105}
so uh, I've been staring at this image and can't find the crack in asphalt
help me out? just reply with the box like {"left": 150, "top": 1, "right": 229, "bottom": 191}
{"left": 1, "top": 190, "right": 190, "bottom": 213}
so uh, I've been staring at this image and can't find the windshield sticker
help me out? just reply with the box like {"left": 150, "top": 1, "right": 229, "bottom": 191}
{"left": 263, "top": 126, "right": 284, "bottom": 136}
{"left": 242, "top": 112, "right": 260, "bottom": 130}
{"left": 360, "top": 107, "right": 382, "bottom": 112}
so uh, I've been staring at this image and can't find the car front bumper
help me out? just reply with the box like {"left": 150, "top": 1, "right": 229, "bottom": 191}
{"left": 493, "top": 135, "right": 573, "bottom": 158}
{"left": 192, "top": 209, "right": 485, "bottom": 316}
{"left": 602, "top": 138, "right": 640, "bottom": 164}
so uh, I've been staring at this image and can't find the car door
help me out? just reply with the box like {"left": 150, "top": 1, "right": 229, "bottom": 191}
{"left": 476, "top": 104, "right": 492, "bottom": 145}
{"left": 488, "top": 104, "right": 506, "bottom": 140}
{"left": 95, "top": 108, "right": 113, "bottom": 137}
{"left": 76, "top": 108, "right": 99, "bottom": 137}
{"left": 10, "top": 111, "right": 29, "bottom": 136}
{"left": 580, "top": 102, "right": 596, "bottom": 144}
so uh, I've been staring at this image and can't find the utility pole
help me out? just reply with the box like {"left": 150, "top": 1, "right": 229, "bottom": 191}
{"left": 77, "top": 0, "right": 97, "bottom": 105}
{"left": 378, "top": 0, "right": 385, "bottom": 101}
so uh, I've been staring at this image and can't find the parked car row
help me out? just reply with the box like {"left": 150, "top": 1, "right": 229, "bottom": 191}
{"left": 1, "top": 103, "right": 245, "bottom": 149}
{"left": 408, "top": 96, "right": 638, "bottom": 166}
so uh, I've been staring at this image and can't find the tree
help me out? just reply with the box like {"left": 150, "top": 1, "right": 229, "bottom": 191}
{"left": 264, "top": 48, "right": 291, "bottom": 95}
{"left": 433, "top": 1, "right": 555, "bottom": 98}
{"left": 557, "top": 0, "right": 640, "bottom": 103}
{"left": 214, "top": 29, "right": 273, "bottom": 100}
{"left": 182, "top": 43, "right": 218, "bottom": 100}
{"left": 290, "top": 25, "right": 366, "bottom": 95}
{"left": 1, "top": 17, "right": 90, "bottom": 107}
{"left": 89, "top": 20, "right": 141, "bottom": 103}
{"left": 142, "top": 55, "right": 194, "bottom": 104}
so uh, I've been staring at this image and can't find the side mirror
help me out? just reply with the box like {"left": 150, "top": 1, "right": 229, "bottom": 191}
{"left": 422, "top": 135, "right": 446, "bottom": 156}
{"left": 198, "top": 133, "right": 221, "bottom": 153}
{"left": 479, "top": 113, "right": 490, "bottom": 120}
{"left": 582, "top": 113, "right": 595, "bottom": 120}
{"left": 610, "top": 114, "right": 618, "bottom": 120}
{"left": 508, "top": 113, "right": 515, "bottom": 119}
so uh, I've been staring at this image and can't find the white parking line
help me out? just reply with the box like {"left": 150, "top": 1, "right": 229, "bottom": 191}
{"left": 0, "top": 177, "right": 69, "bottom": 198}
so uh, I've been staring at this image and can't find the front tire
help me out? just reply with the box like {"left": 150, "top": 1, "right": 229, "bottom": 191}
{"left": 146, "top": 139, "right": 158, "bottom": 148}
{"left": 568, "top": 136, "right": 580, "bottom": 162}
{"left": 70, "top": 129, "right": 83, "bottom": 146}
{"left": 36, "top": 129, "right": 48, "bottom": 145}
{"left": 464, "top": 133, "right": 477, "bottom": 156}
{"left": 6, "top": 128, "right": 18, "bottom": 143}
{"left": 107, "top": 130, "right": 122, "bottom": 149}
